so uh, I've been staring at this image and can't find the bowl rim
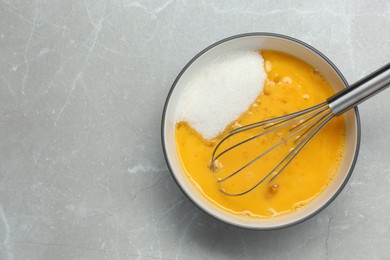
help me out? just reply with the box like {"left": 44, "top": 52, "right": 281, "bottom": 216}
{"left": 161, "top": 32, "right": 361, "bottom": 230}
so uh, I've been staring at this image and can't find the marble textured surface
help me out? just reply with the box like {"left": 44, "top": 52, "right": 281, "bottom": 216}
{"left": 1, "top": 0, "right": 390, "bottom": 259}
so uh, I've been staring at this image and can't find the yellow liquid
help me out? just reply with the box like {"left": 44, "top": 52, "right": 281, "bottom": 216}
{"left": 175, "top": 50, "right": 346, "bottom": 218}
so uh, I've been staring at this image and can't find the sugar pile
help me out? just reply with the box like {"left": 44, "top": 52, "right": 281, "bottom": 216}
{"left": 176, "top": 50, "right": 266, "bottom": 140}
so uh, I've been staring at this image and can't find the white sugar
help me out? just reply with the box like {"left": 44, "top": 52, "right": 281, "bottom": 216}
{"left": 176, "top": 50, "right": 266, "bottom": 140}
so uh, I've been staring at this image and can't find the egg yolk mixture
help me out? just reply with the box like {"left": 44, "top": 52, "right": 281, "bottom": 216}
{"left": 175, "top": 50, "right": 346, "bottom": 218}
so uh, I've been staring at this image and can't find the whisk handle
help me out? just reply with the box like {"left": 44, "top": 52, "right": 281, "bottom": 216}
{"left": 328, "top": 63, "right": 390, "bottom": 116}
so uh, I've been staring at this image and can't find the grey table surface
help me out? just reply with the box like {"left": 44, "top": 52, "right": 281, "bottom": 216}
{"left": 1, "top": 0, "right": 390, "bottom": 259}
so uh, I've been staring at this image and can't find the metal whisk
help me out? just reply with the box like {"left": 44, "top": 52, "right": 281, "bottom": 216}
{"left": 211, "top": 63, "right": 390, "bottom": 196}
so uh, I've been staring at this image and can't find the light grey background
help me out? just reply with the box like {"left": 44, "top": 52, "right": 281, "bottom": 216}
{"left": 1, "top": 0, "right": 390, "bottom": 259}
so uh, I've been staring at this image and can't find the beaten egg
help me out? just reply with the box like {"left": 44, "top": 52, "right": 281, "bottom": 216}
{"left": 175, "top": 50, "right": 346, "bottom": 218}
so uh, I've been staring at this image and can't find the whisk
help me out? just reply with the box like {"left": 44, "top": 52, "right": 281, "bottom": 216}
{"left": 211, "top": 63, "right": 390, "bottom": 196}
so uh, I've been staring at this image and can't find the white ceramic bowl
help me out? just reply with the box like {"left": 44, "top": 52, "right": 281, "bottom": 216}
{"left": 161, "top": 33, "right": 360, "bottom": 230}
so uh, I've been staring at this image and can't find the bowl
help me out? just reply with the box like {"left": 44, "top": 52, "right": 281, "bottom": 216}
{"left": 161, "top": 33, "right": 360, "bottom": 230}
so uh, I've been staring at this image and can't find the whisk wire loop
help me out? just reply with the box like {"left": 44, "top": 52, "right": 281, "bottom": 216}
{"left": 213, "top": 103, "right": 335, "bottom": 196}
